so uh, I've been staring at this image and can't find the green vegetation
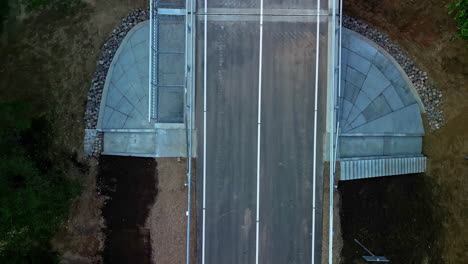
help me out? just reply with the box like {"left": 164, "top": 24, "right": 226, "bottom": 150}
{"left": 0, "top": 101, "right": 80, "bottom": 263}
{"left": 0, "top": 0, "right": 9, "bottom": 30}
{"left": 0, "top": 0, "right": 8, "bottom": 18}
{"left": 448, "top": 0, "right": 468, "bottom": 42}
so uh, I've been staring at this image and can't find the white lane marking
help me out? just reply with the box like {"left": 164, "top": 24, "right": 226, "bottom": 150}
{"left": 255, "top": 1, "right": 264, "bottom": 264}
{"left": 311, "top": 0, "right": 320, "bottom": 263}
{"left": 148, "top": 0, "right": 153, "bottom": 122}
{"left": 202, "top": 0, "right": 207, "bottom": 264}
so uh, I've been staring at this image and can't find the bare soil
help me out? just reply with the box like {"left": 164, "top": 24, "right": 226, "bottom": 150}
{"left": 147, "top": 158, "right": 197, "bottom": 264}
{"left": 321, "top": 162, "right": 343, "bottom": 264}
{"left": 0, "top": 0, "right": 147, "bottom": 156}
{"left": 339, "top": 174, "right": 442, "bottom": 263}
{"left": 95, "top": 156, "right": 195, "bottom": 264}
{"left": 341, "top": 1, "right": 468, "bottom": 263}
{"left": 51, "top": 158, "right": 106, "bottom": 264}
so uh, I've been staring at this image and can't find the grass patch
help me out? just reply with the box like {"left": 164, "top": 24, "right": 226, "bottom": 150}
{"left": 0, "top": 101, "right": 81, "bottom": 263}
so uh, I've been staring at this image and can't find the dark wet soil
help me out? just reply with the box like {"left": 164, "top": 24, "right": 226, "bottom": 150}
{"left": 343, "top": 2, "right": 468, "bottom": 260}
{"left": 339, "top": 174, "right": 443, "bottom": 264}
{"left": 98, "top": 155, "right": 157, "bottom": 264}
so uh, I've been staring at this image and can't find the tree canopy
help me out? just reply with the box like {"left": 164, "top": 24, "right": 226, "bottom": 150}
{"left": 448, "top": 0, "right": 468, "bottom": 42}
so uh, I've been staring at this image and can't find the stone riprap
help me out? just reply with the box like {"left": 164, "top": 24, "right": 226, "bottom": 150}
{"left": 84, "top": 129, "right": 102, "bottom": 157}
{"left": 343, "top": 15, "right": 444, "bottom": 131}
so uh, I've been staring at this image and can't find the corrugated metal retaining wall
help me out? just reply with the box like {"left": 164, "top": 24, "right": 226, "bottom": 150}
{"left": 340, "top": 156, "right": 426, "bottom": 181}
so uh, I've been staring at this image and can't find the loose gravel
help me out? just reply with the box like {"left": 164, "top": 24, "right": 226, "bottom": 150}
{"left": 343, "top": 15, "right": 444, "bottom": 131}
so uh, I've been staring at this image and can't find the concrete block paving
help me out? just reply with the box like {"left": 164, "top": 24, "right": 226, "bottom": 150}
{"left": 96, "top": 20, "right": 188, "bottom": 157}
{"left": 339, "top": 29, "right": 425, "bottom": 158}
{"left": 99, "top": 22, "right": 154, "bottom": 130}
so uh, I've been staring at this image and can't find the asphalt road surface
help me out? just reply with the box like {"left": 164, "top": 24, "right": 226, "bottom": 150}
{"left": 196, "top": 1, "right": 328, "bottom": 263}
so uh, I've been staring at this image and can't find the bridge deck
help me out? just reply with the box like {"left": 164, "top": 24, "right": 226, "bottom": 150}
{"left": 196, "top": 2, "right": 330, "bottom": 263}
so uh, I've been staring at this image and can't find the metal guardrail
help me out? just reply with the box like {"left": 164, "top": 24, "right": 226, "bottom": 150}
{"left": 184, "top": 1, "right": 195, "bottom": 264}
{"left": 329, "top": 0, "right": 343, "bottom": 263}
{"left": 149, "top": 1, "right": 194, "bottom": 263}
{"left": 149, "top": 0, "right": 154, "bottom": 122}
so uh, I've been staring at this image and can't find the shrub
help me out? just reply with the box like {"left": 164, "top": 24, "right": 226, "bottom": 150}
{"left": 448, "top": 0, "right": 468, "bottom": 42}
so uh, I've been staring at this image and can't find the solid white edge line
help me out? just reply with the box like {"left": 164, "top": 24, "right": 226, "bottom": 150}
{"left": 255, "top": 2, "right": 264, "bottom": 264}
{"left": 202, "top": 1, "right": 207, "bottom": 264}
{"left": 329, "top": 1, "right": 338, "bottom": 264}
{"left": 148, "top": 0, "right": 153, "bottom": 122}
{"left": 312, "top": 0, "right": 321, "bottom": 264}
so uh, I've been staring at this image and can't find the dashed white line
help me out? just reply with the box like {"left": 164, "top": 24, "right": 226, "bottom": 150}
{"left": 255, "top": 2, "right": 264, "bottom": 264}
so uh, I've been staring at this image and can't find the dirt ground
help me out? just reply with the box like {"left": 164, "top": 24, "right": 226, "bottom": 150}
{"left": 339, "top": 174, "right": 443, "bottom": 263}
{"left": 95, "top": 156, "right": 194, "bottom": 264}
{"left": 321, "top": 163, "right": 343, "bottom": 264}
{"left": 1, "top": 0, "right": 147, "bottom": 155}
{"left": 51, "top": 158, "right": 106, "bottom": 264}
{"left": 342, "top": 0, "right": 468, "bottom": 263}
{"left": 147, "top": 158, "right": 197, "bottom": 264}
